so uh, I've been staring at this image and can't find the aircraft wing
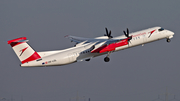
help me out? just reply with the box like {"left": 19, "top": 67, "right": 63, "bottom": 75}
{"left": 64, "top": 35, "right": 112, "bottom": 43}
{"left": 65, "top": 35, "right": 129, "bottom": 53}
{"left": 64, "top": 35, "right": 92, "bottom": 43}
{"left": 65, "top": 35, "right": 122, "bottom": 42}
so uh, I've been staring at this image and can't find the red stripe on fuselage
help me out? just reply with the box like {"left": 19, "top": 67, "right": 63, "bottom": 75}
{"left": 21, "top": 52, "right": 41, "bottom": 64}
{"left": 91, "top": 39, "right": 128, "bottom": 53}
{"left": 91, "top": 45, "right": 107, "bottom": 53}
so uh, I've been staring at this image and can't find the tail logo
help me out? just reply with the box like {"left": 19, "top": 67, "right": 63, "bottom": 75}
{"left": 148, "top": 29, "right": 156, "bottom": 38}
{"left": 19, "top": 47, "right": 28, "bottom": 56}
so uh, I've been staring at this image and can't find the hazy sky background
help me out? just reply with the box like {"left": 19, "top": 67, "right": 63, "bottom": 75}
{"left": 1, "top": 0, "right": 180, "bottom": 101}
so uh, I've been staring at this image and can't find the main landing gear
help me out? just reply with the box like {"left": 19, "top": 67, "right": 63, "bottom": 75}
{"left": 166, "top": 38, "right": 171, "bottom": 43}
{"left": 104, "top": 57, "right": 110, "bottom": 62}
{"left": 104, "top": 51, "right": 112, "bottom": 62}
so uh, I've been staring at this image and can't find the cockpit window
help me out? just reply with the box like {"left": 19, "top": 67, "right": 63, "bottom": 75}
{"left": 158, "top": 28, "right": 164, "bottom": 31}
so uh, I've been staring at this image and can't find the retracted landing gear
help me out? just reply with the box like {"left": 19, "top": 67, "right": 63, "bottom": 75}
{"left": 166, "top": 38, "right": 171, "bottom": 43}
{"left": 104, "top": 51, "right": 112, "bottom": 62}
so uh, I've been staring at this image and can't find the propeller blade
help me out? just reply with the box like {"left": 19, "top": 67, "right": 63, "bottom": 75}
{"left": 105, "top": 28, "right": 108, "bottom": 36}
{"left": 123, "top": 28, "right": 132, "bottom": 46}
{"left": 129, "top": 36, "right": 132, "bottom": 41}
{"left": 123, "top": 31, "right": 128, "bottom": 37}
{"left": 109, "top": 30, "right": 113, "bottom": 38}
{"left": 123, "top": 28, "right": 130, "bottom": 38}
{"left": 127, "top": 28, "right": 129, "bottom": 36}
{"left": 104, "top": 28, "right": 113, "bottom": 39}
{"left": 109, "top": 30, "right": 111, "bottom": 37}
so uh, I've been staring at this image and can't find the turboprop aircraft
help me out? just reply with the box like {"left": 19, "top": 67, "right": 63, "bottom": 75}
{"left": 7, "top": 26, "right": 174, "bottom": 67}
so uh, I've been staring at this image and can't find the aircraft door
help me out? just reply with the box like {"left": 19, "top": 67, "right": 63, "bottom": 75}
{"left": 143, "top": 34, "right": 148, "bottom": 43}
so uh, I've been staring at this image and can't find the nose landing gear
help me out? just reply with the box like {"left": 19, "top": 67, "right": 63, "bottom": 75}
{"left": 167, "top": 38, "right": 171, "bottom": 43}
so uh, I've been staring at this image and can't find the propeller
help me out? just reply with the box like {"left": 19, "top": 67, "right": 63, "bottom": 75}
{"left": 123, "top": 28, "right": 132, "bottom": 44}
{"left": 104, "top": 28, "right": 113, "bottom": 39}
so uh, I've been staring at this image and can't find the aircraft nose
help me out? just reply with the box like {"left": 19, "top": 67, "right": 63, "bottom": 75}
{"left": 167, "top": 30, "right": 174, "bottom": 39}
{"left": 169, "top": 30, "right": 175, "bottom": 36}
{"left": 170, "top": 31, "right": 175, "bottom": 38}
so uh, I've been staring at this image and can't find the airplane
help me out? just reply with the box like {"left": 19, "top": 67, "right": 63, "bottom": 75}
{"left": 7, "top": 26, "right": 174, "bottom": 67}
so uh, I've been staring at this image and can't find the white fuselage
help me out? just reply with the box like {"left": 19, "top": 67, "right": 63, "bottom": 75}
{"left": 21, "top": 27, "right": 174, "bottom": 67}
